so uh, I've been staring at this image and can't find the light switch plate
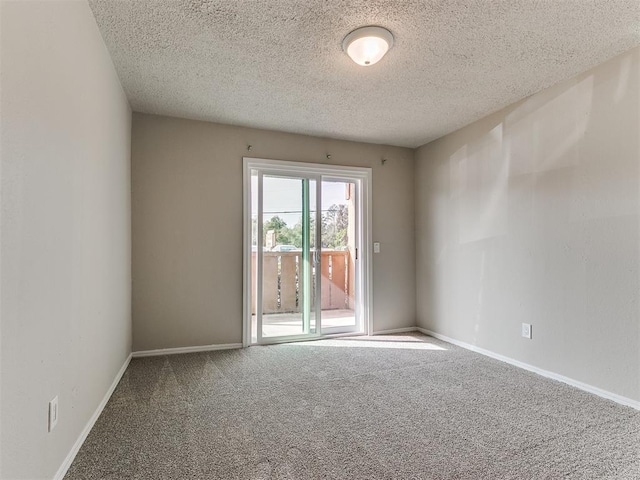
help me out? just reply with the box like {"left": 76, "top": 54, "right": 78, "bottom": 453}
{"left": 373, "top": 242, "right": 381, "bottom": 253}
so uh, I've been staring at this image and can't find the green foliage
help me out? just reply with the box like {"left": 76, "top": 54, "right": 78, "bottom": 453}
{"left": 261, "top": 204, "right": 349, "bottom": 250}
{"left": 321, "top": 204, "right": 348, "bottom": 248}
{"left": 264, "top": 216, "right": 287, "bottom": 232}
{"left": 263, "top": 215, "right": 304, "bottom": 248}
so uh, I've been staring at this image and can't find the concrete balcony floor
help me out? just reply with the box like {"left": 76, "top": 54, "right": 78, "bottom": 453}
{"left": 251, "top": 308, "right": 356, "bottom": 343}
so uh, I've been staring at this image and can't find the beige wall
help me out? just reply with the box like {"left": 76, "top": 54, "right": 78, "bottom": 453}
{"left": 132, "top": 113, "right": 415, "bottom": 351}
{"left": 415, "top": 48, "right": 640, "bottom": 401}
{"left": 1, "top": 1, "right": 132, "bottom": 478}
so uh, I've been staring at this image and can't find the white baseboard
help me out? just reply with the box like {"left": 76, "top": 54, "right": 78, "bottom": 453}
{"left": 54, "top": 353, "right": 132, "bottom": 480}
{"left": 372, "top": 327, "right": 420, "bottom": 335}
{"left": 132, "top": 343, "right": 242, "bottom": 358}
{"left": 416, "top": 327, "right": 640, "bottom": 410}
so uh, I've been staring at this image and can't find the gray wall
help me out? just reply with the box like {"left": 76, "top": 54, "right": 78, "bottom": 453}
{"left": 132, "top": 113, "right": 415, "bottom": 351}
{"left": 415, "top": 48, "right": 640, "bottom": 402}
{"left": 1, "top": 2, "right": 132, "bottom": 478}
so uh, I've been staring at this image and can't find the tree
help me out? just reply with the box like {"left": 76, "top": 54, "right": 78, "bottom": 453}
{"left": 322, "top": 204, "right": 348, "bottom": 248}
{"left": 260, "top": 208, "right": 349, "bottom": 250}
{"left": 262, "top": 215, "right": 304, "bottom": 247}
{"left": 287, "top": 217, "right": 315, "bottom": 248}
{"left": 264, "top": 216, "right": 287, "bottom": 232}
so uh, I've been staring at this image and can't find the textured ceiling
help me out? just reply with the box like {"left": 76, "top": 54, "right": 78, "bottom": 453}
{"left": 89, "top": 0, "right": 640, "bottom": 148}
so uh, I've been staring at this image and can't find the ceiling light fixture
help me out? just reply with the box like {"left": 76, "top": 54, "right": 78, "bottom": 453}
{"left": 342, "top": 26, "right": 394, "bottom": 67}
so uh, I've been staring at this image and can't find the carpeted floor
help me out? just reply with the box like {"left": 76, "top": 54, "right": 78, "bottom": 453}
{"left": 65, "top": 334, "right": 640, "bottom": 479}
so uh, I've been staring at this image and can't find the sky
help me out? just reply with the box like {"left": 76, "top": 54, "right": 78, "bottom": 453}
{"left": 251, "top": 176, "right": 351, "bottom": 227}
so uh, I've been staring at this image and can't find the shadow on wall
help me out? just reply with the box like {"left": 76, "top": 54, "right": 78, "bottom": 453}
{"left": 419, "top": 48, "right": 639, "bottom": 398}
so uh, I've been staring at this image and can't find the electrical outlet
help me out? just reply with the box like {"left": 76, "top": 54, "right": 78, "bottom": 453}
{"left": 522, "top": 323, "right": 532, "bottom": 339}
{"left": 48, "top": 396, "right": 59, "bottom": 432}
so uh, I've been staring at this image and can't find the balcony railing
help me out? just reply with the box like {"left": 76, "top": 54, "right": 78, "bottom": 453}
{"left": 251, "top": 250, "right": 353, "bottom": 315}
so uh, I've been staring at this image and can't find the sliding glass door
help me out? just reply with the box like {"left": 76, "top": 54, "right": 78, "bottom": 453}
{"left": 245, "top": 159, "right": 370, "bottom": 346}
{"left": 252, "top": 171, "right": 321, "bottom": 343}
{"left": 317, "top": 178, "right": 358, "bottom": 335}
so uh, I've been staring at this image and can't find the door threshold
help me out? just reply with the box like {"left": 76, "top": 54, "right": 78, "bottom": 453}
{"left": 251, "top": 331, "right": 367, "bottom": 347}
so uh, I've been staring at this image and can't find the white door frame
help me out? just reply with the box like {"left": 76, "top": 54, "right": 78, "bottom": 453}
{"left": 242, "top": 157, "right": 373, "bottom": 347}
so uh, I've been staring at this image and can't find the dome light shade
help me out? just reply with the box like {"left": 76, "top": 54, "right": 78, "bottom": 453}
{"left": 342, "top": 26, "right": 394, "bottom": 67}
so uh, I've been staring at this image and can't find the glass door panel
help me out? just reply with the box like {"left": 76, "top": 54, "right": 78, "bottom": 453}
{"left": 253, "top": 172, "right": 320, "bottom": 343}
{"left": 320, "top": 179, "right": 358, "bottom": 334}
